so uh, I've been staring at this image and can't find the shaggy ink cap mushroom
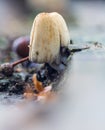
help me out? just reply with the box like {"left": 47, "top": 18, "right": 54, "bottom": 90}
{"left": 29, "top": 12, "right": 70, "bottom": 64}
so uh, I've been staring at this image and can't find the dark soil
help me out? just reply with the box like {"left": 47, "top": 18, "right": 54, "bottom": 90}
{"left": 0, "top": 38, "right": 89, "bottom": 97}
{"left": 0, "top": 39, "right": 73, "bottom": 96}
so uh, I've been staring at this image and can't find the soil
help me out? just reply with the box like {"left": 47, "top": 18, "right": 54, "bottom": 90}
{"left": 0, "top": 40, "right": 73, "bottom": 96}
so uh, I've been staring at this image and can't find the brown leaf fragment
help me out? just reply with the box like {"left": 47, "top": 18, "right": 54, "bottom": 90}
{"left": 32, "top": 74, "right": 44, "bottom": 92}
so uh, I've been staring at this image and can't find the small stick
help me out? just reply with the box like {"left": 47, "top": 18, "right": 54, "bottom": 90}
{"left": 12, "top": 56, "right": 29, "bottom": 67}
{"left": 70, "top": 47, "right": 90, "bottom": 53}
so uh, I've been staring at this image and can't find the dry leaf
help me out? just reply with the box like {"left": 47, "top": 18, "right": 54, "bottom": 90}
{"left": 32, "top": 74, "right": 44, "bottom": 92}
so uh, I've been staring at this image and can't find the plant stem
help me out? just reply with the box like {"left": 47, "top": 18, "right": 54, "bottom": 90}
{"left": 12, "top": 56, "right": 29, "bottom": 67}
{"left": 71, "top": 47, "right": 90, "bottom": 53}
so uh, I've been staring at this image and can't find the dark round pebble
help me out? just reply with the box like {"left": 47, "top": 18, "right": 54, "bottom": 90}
{"left": 12, "top": 36, "right": 29, "bottom": 58}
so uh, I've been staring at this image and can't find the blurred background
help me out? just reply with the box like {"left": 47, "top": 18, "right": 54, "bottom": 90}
{"left": 0, "top": 0, "right": 105, "bottom": 130}
{"left": 0, "top": 0, "right": 72, "bottom": 36}
{"left": 0, "top": 0, "right": 105, "bottom": 36}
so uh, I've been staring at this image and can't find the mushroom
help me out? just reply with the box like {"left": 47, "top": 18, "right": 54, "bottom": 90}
{"left": 50, "top": 12, "right": 70, "bottom": 47}
{"left": 29, "top": 12, "right": 70, "bottom": 64}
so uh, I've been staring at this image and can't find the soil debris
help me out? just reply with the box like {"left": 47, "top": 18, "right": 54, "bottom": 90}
{"left": 0, "top": 37, "right": 90, "bottom": 99}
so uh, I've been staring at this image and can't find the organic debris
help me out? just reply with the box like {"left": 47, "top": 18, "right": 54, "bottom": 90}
{"left": 0, "top": 73, "right": 26, "bottom": 94}
{"left": 33, "top": 74, "right": 44, "bottom": 92}
{"left": 24, "top": 82, "right": 56, "bottom": 103}
{"left": 36, "top": 85, "right": 56, "bottom": 103}
{"left": 0, "top": 36, "right": 90, "bottom": 101}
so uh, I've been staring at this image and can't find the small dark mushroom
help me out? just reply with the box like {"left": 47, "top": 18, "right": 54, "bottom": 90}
{"left": 0, "top": 63, "right": 13, "bottom": 76}
{"left": 0, "top": 57, "right": 29, "bottom": 76}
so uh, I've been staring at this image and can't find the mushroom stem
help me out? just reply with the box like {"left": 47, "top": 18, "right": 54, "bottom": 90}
{"left": 12, "top": 56, "right": 29, "bottom": 67}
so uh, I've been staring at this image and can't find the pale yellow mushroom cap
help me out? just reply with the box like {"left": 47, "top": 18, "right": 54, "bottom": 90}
{"left": 29, "top": 12, "right": 60, "bottom": 63}
{"left": 50, "top": 12, "right": 70, "bottom": 47}
{"left": 29, "top": 12, "right": 70, "bottom": 64}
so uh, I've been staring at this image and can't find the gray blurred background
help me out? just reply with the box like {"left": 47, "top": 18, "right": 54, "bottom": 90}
{"left": 0, "top": 0, "right": 105, "bottom": 36}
